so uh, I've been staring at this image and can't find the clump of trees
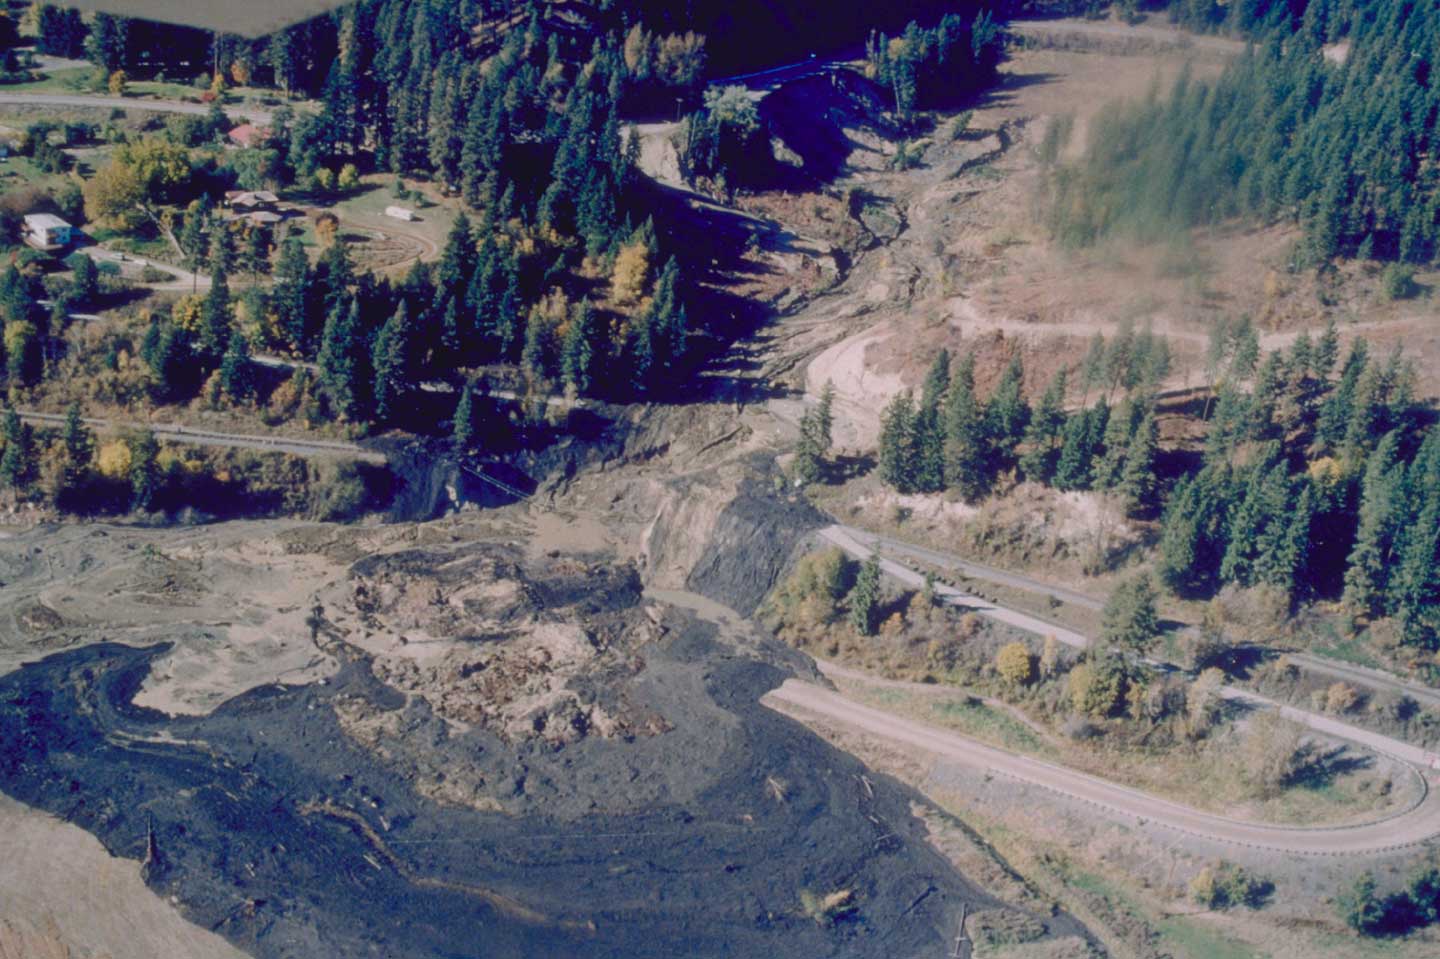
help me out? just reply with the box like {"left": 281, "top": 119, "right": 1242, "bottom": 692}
{"left": 875, "top": 329, "right": 1167, "bottom": 512}
{"left": 1339, "top": 864, "right": 1440, "bottom": 937}
{"left": 1048, "top": 0, "right": 1440, "bottom": 264}
{"left": 866, "top": 11, "right": 1004, "bottom": 124}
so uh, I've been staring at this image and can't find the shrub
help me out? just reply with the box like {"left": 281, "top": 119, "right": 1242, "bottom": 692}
{"left": 337, "top": 163, "right": 360, "bottom": 192}
{"left": 996, "top": 642, "right": 1035, "bottom": 685}
{"left": 1240, "top": 711, "right": 1313, "bottom": 799}
{"left": 1068, "top": 658, "right": 1126, "bottom": 718}
{"left": 308, "top": 461, "right": 371, "bottom": 521}
{"left": 96, "top": 439, "right": 131, "bottom": 478}
{"left": 1338, "top": 872, "right": 1386, "bottom": 935}
{"left": 1325, "top": 682, "right": 1361, "bottom": 714}
{"left": 1189, "top": 863, "right": 1271, "bottom": 910}
{"left": 1380, "top": 263, "right": 1418, "bottom": 301}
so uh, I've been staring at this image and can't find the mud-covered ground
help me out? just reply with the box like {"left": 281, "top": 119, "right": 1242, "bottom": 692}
{"left": 0, "top": 517, "right": 1093, "bottom": 959}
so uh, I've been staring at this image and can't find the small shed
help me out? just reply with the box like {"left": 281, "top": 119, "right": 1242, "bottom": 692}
{"left": 385, "top": 206, "right": 416, "bottom": 222}
{"left": 227, "top": 124, "right": 273, "bottom": 149}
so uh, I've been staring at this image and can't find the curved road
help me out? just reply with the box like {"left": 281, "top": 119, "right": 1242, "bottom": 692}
{"left": 765, "top": 679, "right": 1440, "bottom": 856}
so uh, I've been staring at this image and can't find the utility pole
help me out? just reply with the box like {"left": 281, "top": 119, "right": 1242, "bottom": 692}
{"left": 949, "top": 903, "right": 973, "bottom": 959}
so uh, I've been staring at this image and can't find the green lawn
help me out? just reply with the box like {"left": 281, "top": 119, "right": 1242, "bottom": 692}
{"left": 0, "top": 153, "right": 64, "bottom": 192}
{"left": 329, "top": 177, "right": 458, "bottom": 248}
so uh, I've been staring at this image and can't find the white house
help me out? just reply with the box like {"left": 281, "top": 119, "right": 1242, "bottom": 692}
{"left": 23, "top": 213, "right": 72, "bottom": 251}
{"left": 384, "top": 206, "right": 416, "bottom": 222}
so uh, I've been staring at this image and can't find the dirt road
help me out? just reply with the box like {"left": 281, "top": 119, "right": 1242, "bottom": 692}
{"left": 765, "top": 679, "right": 1440, "bottom": 856}
{"left": 0, "top": 92, "right": 273, "bottom": 124}
{"left": 5, "top": 407, "right": 385, "bottom": 463}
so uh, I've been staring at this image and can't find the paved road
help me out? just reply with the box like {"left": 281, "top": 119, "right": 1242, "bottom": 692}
{"left": 819, "top": 522, "right": 1440, "bottom": 773}
{"left": 0, "top": 92, "right": 273, "bottom": 125}
{"left": 819, "top": 524, "right": 1090, "bottom": 647}
{"left": 765, "top": 679, "right": 1440, "bottom": 856}
{"left": 833, "top": 524, "right": 1102, "bottom": 611}
{"left": 839, "top": 524, "right": 1440, "bottom": 711}
{"left": 6, "top": 408, "right": 385, "bottom": 463}
{"left": 1286, "top": 653, "right": 1440, "bottom": 712}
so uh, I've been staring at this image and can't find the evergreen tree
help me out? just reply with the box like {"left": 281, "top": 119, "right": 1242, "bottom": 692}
{"left": 1019, "top": 369, "right": 1066, "bottom": 483}
{"left": 920, "top": 348, "right": 950, "bottom": 412}
{"left": 984, "top": 354, "right": 1030, "bottom": 467}
{"left": 318, "top": 300, "right": 368, "bottom": 422}
{"left": 1093, "top": 397, "right": 1138, "bottom": 490}
{"left": 815, "top": 379, "right": 835, "bottom": 453}
{"left": 911, "top": 404, "right": 945, "bottom": 493}
{"left": 272, "top": 237, "right": 312, "bottom": 353}
{"left": 219, "top": 329, "right": 253, "bottom": 403}
{"left": 179, "top": 197, "right": 210, "bottom": 292}
{"left": 1394, "top": 432, "right": 1440, "bottom": 647}
{"left": 70, "top": 252, "right": 99, "bottom": 305}
{"left": 60, "top": 401, "right": 91, "bottom": 491}
{"left": 878, "top": 390, "right": 917, "bottom": 493}
{"left": 1117, "top": 408, "right": 1158, "bottom": 513}
{"left": 452, "top": 380, "right": 477, "bottom": 451}
{"left": 129, "top": 429, "right": 160, "bottom": 512}
{"left": 1100, "top": 573, "right": 1159, "bottom": 654}
{"left": 1342, "top": 432, "right": 1404, "bottom": 617}
{"left": 200, "top": 264, "right": 232, "bottom": 362}
{"left": 371, "top": 301, "right": 414, "bottom": 424}
{"left": 794, "top": 409, "right": 824, "bottom": 485}
{"left": 943, "top": 354, "right": 990, "bottom": 501}
{"left": 560, "top": 300, "right": 596, "bottom": 396}
{"left": 848, "top": 551, "right": 882, "bottom": 636}
{"left": 0, "top": 408, "right": 31, "bottom": 491}
{"left": 1053, "top": 404, "right": 1101, "bottom": 491}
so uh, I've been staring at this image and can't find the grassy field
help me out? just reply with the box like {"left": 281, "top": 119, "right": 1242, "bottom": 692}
{"left": 329, "top": 176, "right": 458, "bottom": 251}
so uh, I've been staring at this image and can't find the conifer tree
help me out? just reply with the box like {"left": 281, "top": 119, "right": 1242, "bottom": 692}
{"left": 815, "top": 379, "right": 835, "bottom": 453}
{"left": 1052, "top": 404, "right": 1100, "bottom": 491}
{"left": 1394, "top": 431, "right": 1440, "bottom": 646}
{"left": 912, "top": 405, "right": 945, "bottom": 493}
{"left": 985, "top": 354, "right": 1030, "bottom": 467}
{"left": 920, "top": 349, "right": 950, "bottom": 412}
{"left": 1342, "top": 431, "right": 1404, "bottom": 617}
{"left": 1020, "top": 369, "right": 1066, "bottom": 484}
{"left": 1118, "top": 408, "right": 1158, "bottom": 513}
{"left": 0, "top": 408, "right": 32, "bottom": 491}
{"left": 943, "top": 354, "right": 990, "bottom": 501}
{"left": 560, "top": 300, "right": 596, "bottom": 396}
{"left": 60, "top": 402, "right": 91, "bottom": 491}
{"left": 318, "top": 300, "right": 367, "bottom": 422}
{"left": 794, "top": 410, "right": 824, "bottom": 485}
{"left": 1100, "top": 573, "right": 1158, "bottom": 654}
{"left": 70, "top": 252, "right": 99, "bottom": 305}
{"left": 1093, "top": 397, "right": 1137, "bottom": 490}
{"left": 272, "top": 237, "right": 311, "bottom": 353}
{"left": 878, "top": 390, "right": 917, "bottom": 493}
{"left": 201, "top": 264, "right": 232, "bottom": 362}
{"left": 219, "top": 329, "right": 253, "bottom": 403}
{"left": 128, "top": 429, "right": 160, "bottom": 512}
{"left": 848, "top": 551, "right": 882, "bottom": 636}
{"left": 371, "top": 301, "right": 414, "bottom": 424}
{"left": 452, "top": 379, "right": 477, "bottom": 451}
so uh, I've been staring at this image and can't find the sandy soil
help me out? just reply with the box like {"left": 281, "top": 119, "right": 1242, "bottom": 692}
{"left": 0, "top": 795, "right": 247, "bottom": 959}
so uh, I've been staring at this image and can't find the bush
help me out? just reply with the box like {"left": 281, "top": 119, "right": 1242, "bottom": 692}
{"left": 996, "top": 642, "right": 1035, "bottom": 685}
{"left": 1325, "top": 682, "right": 1362, "bottom": 714}
{"left": 1068, "top": 657, "right": 1126, "bottom": 718}
{"left": 1338, "top": 872, "right": 1387, "bottom": 935}
{"left": 1380, "top": 263, "right": 1418, "bottom": 301}
{"left": 139, "top": 266, "right": 176, "bottom": 284}
{"left": 1189, "top": 862, "right": 1271, "bottom": 910}
{"left": 307, "top": 461, "right": 372, "bottom": 521}
{"left": 1240, "top": 711, "right": 1314, "bottom": 799}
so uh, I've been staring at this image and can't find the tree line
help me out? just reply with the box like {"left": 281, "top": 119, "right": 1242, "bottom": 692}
{"left": 874, "top": 323, "right": 1171, "bottom": 513}
{"left": 864, "top": 323, "right": 1438, "bottom": 649}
